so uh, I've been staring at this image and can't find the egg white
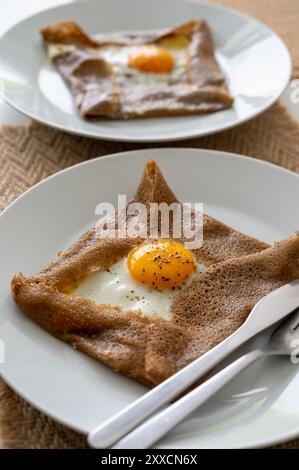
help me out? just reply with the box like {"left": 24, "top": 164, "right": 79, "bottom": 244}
{"left": 72, "top": 258, "right": 205, "bottom": 319}
{"left": 47, "top": 44, "right": 75, "bottom": 59}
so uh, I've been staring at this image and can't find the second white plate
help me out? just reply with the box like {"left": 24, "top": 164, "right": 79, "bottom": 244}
{"left": 0, "top": 0, "right": 291, "bottom": 142}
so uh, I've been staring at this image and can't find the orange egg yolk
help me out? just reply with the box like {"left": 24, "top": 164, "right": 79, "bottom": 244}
{"left": 127, "top": 240, "right": 196, "bottom": 290}
{"left": 128, "top": 45, "right": 174, "bottom": 73}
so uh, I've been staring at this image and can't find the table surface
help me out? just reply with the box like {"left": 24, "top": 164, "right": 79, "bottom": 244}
{"left": 0, "top": 0, "right": 298, "bottom": 128}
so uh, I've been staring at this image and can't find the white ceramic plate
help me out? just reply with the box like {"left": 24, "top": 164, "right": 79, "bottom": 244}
{"left": 0, "top": 0, "right": 291, "bottom": 142}
{"left": 1, "top": 148, "right": 299, "bottom": 448}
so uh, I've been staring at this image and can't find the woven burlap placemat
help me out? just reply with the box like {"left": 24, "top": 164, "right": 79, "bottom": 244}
{"left": 1, "top": 0, "right": 299, "bottom": 449}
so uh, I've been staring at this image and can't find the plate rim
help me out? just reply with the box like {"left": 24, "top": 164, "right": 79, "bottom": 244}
{"left": 0, "top": 0, "right": 292, "bottom": 143}
{"left": 1, "top": 147, "right": 299, "bottom": 448}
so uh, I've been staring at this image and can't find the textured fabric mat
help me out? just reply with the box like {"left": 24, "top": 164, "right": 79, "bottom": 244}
{"left": 1, "top": 0, "right": 299, "bottom": 449}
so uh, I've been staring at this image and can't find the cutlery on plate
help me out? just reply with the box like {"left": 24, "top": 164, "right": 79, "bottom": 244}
{"left": 88, "top": 279, "right": 299, "bottom": 449}
{"left": 113, "top": 306, "right": 299, "bottom": 448}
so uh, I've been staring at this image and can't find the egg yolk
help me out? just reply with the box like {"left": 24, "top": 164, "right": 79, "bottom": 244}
{"left": 127, "top": 240, "right": 196, "bottom": 290}
{"left": 128, "top": 45, "right": 174, "bottom": 73}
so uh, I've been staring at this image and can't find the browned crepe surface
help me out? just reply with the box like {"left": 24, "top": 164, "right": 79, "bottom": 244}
{"left": 41, "top": 20, "right": 233, "bottom": 119}
{"left": 11, "top": 161, "right": 299, "bottom": 386}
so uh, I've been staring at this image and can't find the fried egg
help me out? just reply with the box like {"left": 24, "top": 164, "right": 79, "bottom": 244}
{"left": 100, "top": 36, "right": 188, "bottom": 86}
{"left": 73, "top": 240, "right": 205, "bottom": 319}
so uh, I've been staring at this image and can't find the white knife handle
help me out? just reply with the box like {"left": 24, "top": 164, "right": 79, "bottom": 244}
{"left": 88, "top": 326, "right": 251, "bottom": 448}
{"left": 113, "top": 348, "right": 263, "bottom": 449}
